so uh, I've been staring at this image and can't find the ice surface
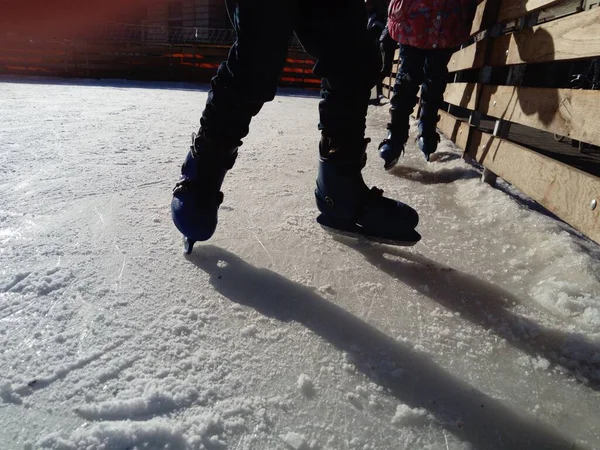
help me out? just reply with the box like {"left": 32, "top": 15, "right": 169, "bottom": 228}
{"left": 0, "top": 77, "right": 599, "bottom": 449}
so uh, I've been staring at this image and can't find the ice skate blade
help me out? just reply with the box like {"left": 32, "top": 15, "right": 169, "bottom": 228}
{"left": 317, "top": 216, "right": 420, "bottom": 247}
{"left": 183, "top": 237, "right": 196, "bottom": 255}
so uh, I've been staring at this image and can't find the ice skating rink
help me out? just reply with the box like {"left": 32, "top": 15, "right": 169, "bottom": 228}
{"left": 1, "top": 78, "right": 599, "bottom": 449}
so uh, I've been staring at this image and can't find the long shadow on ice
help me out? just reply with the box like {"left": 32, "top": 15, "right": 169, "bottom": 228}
{"left": 188, "top": 245, "right": 577, "bottom": 450}
{"left": 345, "top": 241, "right": 600, "bottom": 390}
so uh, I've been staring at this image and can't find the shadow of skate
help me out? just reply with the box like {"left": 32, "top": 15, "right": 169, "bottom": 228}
{"left": 188, "top": 245, "right": 577, "bottom": 450}
{"left": 343, "top": 240, "right": 600, "bottom": 391}
{"left": 390, "top": 165, "right": 480, "bottom": 185}
{"left": 428, "top": 151, "right": 461, "bottom": 163}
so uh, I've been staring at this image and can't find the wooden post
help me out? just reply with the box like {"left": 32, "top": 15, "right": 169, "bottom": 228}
{"left": 482, "top": 7, "right": 534, "bottom": 187}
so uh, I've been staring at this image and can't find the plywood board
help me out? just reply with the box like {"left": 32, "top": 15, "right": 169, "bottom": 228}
{"left": 497, "top": 0, "right": 564, "bottom": 23}
{"left": 438, "top": 110, "right": 472, "bottom": 150}
{"left": 466, "top": 129, "right": 600, "bottom": 244}
{"left": 490, "top": 7, "right": 600, "bottom": 66}
{"left": 444, "top": 82, "right": 480, "bottom": 110}
{"left": 478, "top": 85, "right": 600, "bottom": 147}
{"left": 448, "top": 40, "right": 488, "bottom": 73}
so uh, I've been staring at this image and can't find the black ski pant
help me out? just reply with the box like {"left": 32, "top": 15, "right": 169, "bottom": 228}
{"left": 199, "top": 0, "right": 380, "bottom": 156}
{"left": 388, "top": 44, "right": 454, "bottom": 137}
{"left": 377, "top": 26, "right": 398, "bottom": 97}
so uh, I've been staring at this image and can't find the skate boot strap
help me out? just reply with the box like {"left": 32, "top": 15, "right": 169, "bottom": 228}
{"left": 416, "top": 131, "right": 440, "bottom": 142}
{"left": 172, "top": 178, "right": 224, "bottom": 205}
{"left": 190, "top": 146, "right": 239, "bottom": 170}
{"left": 319, "top": 137, "right": 371, "bottom": 161}
{"left": 348, "top": 186, "right": 386, "bottom": 222}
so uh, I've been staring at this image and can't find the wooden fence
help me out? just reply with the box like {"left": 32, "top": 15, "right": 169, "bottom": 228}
{"left": 383, "top": 0, "right": 600, "bottom": 245}
{"left": 0, "top": 35, "right": 319, "bottom": 89}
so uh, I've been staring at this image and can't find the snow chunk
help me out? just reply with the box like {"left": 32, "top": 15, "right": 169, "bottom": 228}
{"left": 391, "top": 404, "right": 430, "bottom": 426}
{"left": 532, "top": 356, "right": 551, "bottom": 371}
{"left": 280, "top": 431, "right": 313, "bottom": 450}
{"left": 530, "top": 279, "right": 600, "bottom": 327}
{"left": 2, "top": 268, "right": 73, "bottom": 296}
{"left": 37, "top": 419, "right": 189, "bottom": 449}
{"left": 74, "top": 387, "right": 199, "bottom": 420}
{"left": 297, "top": 374, "right": 315, "bottom": 398}
{"left": 347, "top": 392, "right": 363, "bottom": 410}
{"left": 0, "top": 380, "right": 21, "bottom": 404}
{"left": 241, "top": 325, "right": 258, "bottom": 337}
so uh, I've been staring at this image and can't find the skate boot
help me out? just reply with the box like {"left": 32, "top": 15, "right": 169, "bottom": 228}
{"left": 171, "top": 132, "right": 238, "bottom": 254}
{"left": 315, "top": 137, "right": 421, "bottom": 246}
{"left": 417, "top": 117, "right": 441, "bottom": 162}
{"left": 378, "top": 130, "right": 406, "bottom": 170}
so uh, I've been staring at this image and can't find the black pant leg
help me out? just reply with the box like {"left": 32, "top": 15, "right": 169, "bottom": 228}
{"left": 294, "top": 0, "right": 379, "bottom": 154}
{"left": 200, "top": 0, "right": 298, "bottom": 145}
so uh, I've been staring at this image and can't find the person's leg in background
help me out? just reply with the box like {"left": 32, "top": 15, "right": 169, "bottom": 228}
{"left": 417, "top": 47, "right": 454, "bottom": 160}
{"left": 295, "top": 0, "right": 421, "bottom": 244}
{"left": 377, "top": 26, "right": 397, "bottom": 101}
{"left": 171, "top": 0, "right": 298, "bottom": 251}
{"left": 378, "top": 44, "right": 425, "bottom": 170}
{"left": 367, "top": 22, "right": 385, "bottom": 105}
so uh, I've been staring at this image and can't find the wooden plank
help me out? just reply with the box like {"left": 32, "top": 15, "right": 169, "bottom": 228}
{"left": 448, "top": 40, "right": 487, "bottom": 73}
{"left": 470, "top": 0, "right": 505, "bottom": 35}
{"left": 470, "top": 0, "right": 489, "bottom": 35}
{"left": 537, "top": 0, "right": 582, "bottom": 23}
{"left": 443, "top": 82, "right": 480, "bottom": 110}
{"left": 438, "top": 110, "right": 471, "bottom": 150}
{"left": 490, "top": 7, "right": 600, "bottom": 66}
{"left": 466, "top": 129, "right": 600, "bottom": 244}
{"left": 478, "top": 84, "right": 600, "bottom": 147}
{"left": 497, "top": 0, "right": 564, "bottom": 23}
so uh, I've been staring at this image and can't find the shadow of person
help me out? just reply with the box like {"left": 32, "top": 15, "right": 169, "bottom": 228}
{"left": 482, "top": 27, "right": 559, "bottom": 128}
{"left": 188, "top": 245, "right": 577, "bottom": 450}
{"left": 390, "top": 164, "right": 479, "bottom": 184}
{"left": 341, "top": 239, "right": 600, "bottom": 390}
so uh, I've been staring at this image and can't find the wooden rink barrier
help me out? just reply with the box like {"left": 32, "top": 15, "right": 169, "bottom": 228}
{"left": 382, "top": 0, "right": 600, "bottom": 245}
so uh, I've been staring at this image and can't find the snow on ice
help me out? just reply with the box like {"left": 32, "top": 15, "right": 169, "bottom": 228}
{"left": 0, "top": 78, "right": 599, "bottom": 449}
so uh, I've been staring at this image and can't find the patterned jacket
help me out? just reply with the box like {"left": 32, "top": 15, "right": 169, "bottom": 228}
{"left": 387, "top": 0, "right": 477, "bottom": 50}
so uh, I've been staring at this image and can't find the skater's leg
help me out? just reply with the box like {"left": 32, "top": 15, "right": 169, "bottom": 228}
{"left": 418, "top": 48, "right": 454, "bottom": 160}
{"left": 171, "top": 0, "right": 298, "bottom": 247}
{"left": 371, "top": 28, "right": 396, "bottom": 105}
{"left": 295, "top": 1, "right": 420, "bottom": 244}
{"left": 377, "top": 44, "right": 425, "bottom": 169}
{"left": 295, "top": 0, "right": 377, "bottom": 152}
{"left": 200, "top": 0, "right": 298, "bottom": 145}
{"left": 368, "top": 24, "right": 384, "bottom": 104}
{"left": 390, "top": 45, "right": 426, "bottom": 131}
{"left": 380, "top": 27, "right": 397, "bottom": 83}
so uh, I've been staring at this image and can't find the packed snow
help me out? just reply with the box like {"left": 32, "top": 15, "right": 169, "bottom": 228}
{"left": 0, "top": 77, "right": 599, "bottom": 449}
